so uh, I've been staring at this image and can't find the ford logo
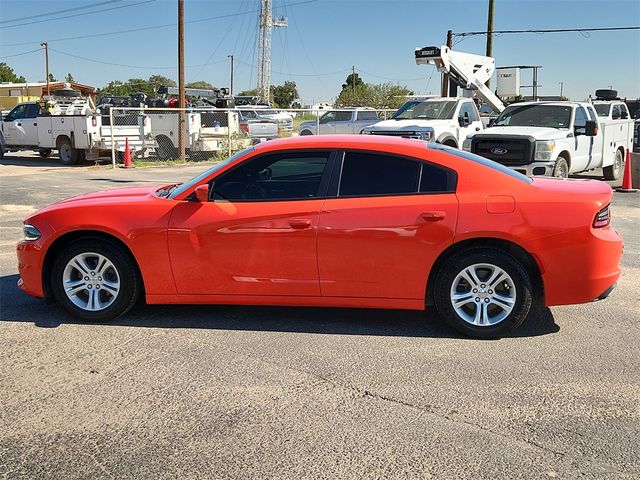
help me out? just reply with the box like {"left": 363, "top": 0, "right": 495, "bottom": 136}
{"left": 490, "top": 147, "right": 508, "bottom": 155}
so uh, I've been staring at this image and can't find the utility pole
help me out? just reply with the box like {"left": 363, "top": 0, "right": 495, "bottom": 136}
{"left": 178, "top": 0, "right": 185, "bottom": 161}
{"left": 228, "top": 54, "right": 234, "bottom": 95}
{"left": 441, "top": 30, "right": 452, "bottom": 96}
{"left": 40, "top": 42, "right": 50, "bottom": 95}
{"left": 485, "top": 0, "right": 495, "bottom": 88}
{"left": 352, "top": 65, "right": 356, "bottom": 100}
{"left": 257, "top": 0, "right": 287, "bottom": 103}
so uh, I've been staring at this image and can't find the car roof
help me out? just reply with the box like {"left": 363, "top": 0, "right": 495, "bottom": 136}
{"left": 252, "top": 134, "right": 428, "bottom": 153}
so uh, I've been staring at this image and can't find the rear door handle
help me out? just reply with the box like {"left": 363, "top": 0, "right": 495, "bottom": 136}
{"left": 421, "top": 211, "right": 446, "bottom": 222}
{"left": 289, "top": 218, "right": 312, "bottom": 229}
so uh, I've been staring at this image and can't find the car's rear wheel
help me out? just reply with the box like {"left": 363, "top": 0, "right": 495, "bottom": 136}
{"left": 299, "top": 130, "right": 313, "bottom": 136}
{"left": 434, "top": 248, "right": 533, "bottom": 338}
{"left": 51, "top": 239, "right": 140, "bottom": 321}
{"left": 603, "top": 148, "right": 623, "bottom": 181}
{"left": 58, "top": 137, "right": 79, "bottom": 165}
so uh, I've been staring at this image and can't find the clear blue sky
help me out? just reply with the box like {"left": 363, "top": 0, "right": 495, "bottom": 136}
{"left": 1, "top": 0, "right": 639, "bottom": 104}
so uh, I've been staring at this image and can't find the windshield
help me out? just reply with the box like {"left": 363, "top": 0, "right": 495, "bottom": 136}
{"left": 593, "top": 104, "right": 610, "bottom": 117}
{"left": 168, "top": 147, "right": 254, "bottom": 199}
{"left": 393, "top": 100, "right": 457, "bottom": 120}
{"left": 494, "top": 105, "right": 572, "bottom": 128}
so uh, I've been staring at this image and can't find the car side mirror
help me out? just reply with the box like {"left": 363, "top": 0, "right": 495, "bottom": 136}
{"left": 585, "top": 120, "right": 598, "bottom": 136}
{"left": 458, "top": 115, "right": 470, "bottom": 127}
{"left": 195, "top": 184, "right": 209, "bottom": 202}
{"left": 488, "top": 118, "right": 495, "bottom": 127}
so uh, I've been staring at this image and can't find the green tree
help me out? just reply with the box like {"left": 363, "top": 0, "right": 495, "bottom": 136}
{"left": 148, "top": 74, "right": 176, "bottom": 88}
{"left": 65, "top": 73, "right": 75, "bottom": 83}
{"left": 341, "top": 72, "right": 364, "bottom": 91}
{"left": 335, "top": 81, "right": 412, "bottom": 109}
{"left": 0, "top": 62, "right": 26, "bottom": 82}
{"left": 270, "top": 81, "right": 298, "bottom": 108}
{"left": 237, "top": 88, "right": 258, "bottom": 97}
{"left": 186, "top": 81, "right": 215, "bottom": 90}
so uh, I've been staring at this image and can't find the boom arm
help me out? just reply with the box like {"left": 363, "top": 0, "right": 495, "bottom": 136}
{"left": 415, "top": 45, "right": 505, "bottom": 113}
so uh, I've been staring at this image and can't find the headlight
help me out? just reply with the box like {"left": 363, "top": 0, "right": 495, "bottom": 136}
{"left": 419, "top": 130, "right": 433, "bottom": 141}
{"left": 462, "top": 138, "right": 472, "bottom": 151}
{"left": 534, "top": 140, "right": 555, "bottom": 161}
{"left": 23, "top": 224, "right": 41, "bottom": 241}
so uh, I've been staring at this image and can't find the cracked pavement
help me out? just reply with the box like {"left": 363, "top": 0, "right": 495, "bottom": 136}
{"left": 1, "top": 153, "right": 639, "bottom": 479}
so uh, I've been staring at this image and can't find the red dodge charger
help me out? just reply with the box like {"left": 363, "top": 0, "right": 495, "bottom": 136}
{"left": 17, "top": 135, "right": 623, "bottom": 338}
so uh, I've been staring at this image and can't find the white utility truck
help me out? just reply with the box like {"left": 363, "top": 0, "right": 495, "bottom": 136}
{"left": 363, "top": 46, "right": 505, "bottom": 146}
{"left": 463, "top": 98, "right": 634, "bottom": 180}
{"left": 0, "top": 86, "right": 152, "bottom": 165}
{"left": 148, "top": 87, "right": 247, "bottom": 160}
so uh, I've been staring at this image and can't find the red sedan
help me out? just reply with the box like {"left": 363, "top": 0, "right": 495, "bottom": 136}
{"left": 17, "top": 135, "right": 623, "bottom": 338}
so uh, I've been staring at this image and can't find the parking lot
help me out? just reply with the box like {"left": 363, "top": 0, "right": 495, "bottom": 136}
{"left": 1, "top": 153, "right": 639, "bottom": 479}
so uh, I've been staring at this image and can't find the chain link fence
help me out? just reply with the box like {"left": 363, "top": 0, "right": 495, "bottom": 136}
{"left": 105, "top": 107, "right": 397, "bottom": 167}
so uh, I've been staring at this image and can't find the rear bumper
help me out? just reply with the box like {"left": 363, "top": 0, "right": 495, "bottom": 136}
{"left": 540, "top": 226, "right": 623, "bottom": 306}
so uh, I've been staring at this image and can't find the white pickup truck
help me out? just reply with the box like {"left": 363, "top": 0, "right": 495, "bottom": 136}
{"left": 298, "top": 108, "right": 380, "bottom": 135}
{"left": 362, "top": 97, "right": 483, "bottom": 147}
{"left": 462, "top": 101, "right": 634, "bottom": 179}
{"left": 0, "top": 97, "right": 152, "bottom": 165}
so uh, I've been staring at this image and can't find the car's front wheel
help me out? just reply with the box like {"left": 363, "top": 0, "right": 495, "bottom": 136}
{"left": 51, "top": 239, "right": 141, "bottom": 321}
{"left": 434, "top": 248, "right": 533, "bottom": 338}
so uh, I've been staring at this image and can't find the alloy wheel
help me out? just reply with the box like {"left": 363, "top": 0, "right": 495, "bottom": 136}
{"left": 62, "top": 252, "right": 120, "bottom": 311}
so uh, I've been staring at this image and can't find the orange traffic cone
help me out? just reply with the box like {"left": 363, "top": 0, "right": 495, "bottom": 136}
{"left": 122, "top": 137, "right": 133, "bottom": 168}
{"left": 616, "top": 149, "right": 637, "bottom": 193}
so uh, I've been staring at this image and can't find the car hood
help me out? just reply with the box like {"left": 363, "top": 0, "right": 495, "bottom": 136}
{"left": 366, "top": 119, "right": 452, "bottom": 130}
{"left": 476, "top": 126, "right": 569, "bottom": 139}
{"left": 29, "top": 185, "right": 161, "bottom": 218}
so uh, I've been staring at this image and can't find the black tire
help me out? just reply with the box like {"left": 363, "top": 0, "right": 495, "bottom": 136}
{"left": 77, "top": 149, "right": 87, "bottom": 163}
{"left": 433, "top": 248, "right": 533, "bottom": 339}
{"left": 50, "top": 239, "right": 141, "bottom": 322}
{"left": 299, "top": 130, "right": 313, "bottom": 136}
{"left": 441, "top": 139, "right": 458, "bottom": 148}
{"left": 603, "top": 149, "right": 623, "bottom": 181}
{"left": 57, "top": 137, "right": 79, "bottom": 165}
{"left": 0, "top": 143, "right": 4, "bottom": 159}
{"left": 155, "top": 135, "right": 178, "bottom": 160}
{"left": 553, "top": 156, "right": 569, "bottom": 178}
{"left": 39, "top": 148, "right": 52, "bottom": 158}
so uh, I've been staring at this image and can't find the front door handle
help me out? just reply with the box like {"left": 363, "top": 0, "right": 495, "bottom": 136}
{"left": 421, "top": 211, "right": 446, "bottom": 222}
{"left": 289, "top": 218, "right": 312, "bottom": 229}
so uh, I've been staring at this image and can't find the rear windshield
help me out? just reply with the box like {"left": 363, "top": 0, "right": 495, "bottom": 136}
{"left": 593, "top": 104, "right": 610, "bottom": 117}
{"left": 429, "top": 143, "right": 533, "bottom": 184}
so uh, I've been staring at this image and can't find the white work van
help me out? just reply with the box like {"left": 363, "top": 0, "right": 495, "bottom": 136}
{"left": 0, "top": 97, "right": 152, "bottom": 165}
{"left": 463, "top": 101, "right": 634, "bottom": 180}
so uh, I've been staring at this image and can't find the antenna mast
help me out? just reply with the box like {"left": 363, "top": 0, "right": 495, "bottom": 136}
{"left": 257, "top": 0, "right": 287, "bottom": 103}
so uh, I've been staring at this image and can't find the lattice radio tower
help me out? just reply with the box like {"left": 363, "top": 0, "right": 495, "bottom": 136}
{"left": 257, "top": 0, "right": 287, "bottom": 103}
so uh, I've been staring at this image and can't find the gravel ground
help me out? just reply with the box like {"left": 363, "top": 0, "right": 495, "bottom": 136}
{"left": 1, "top": 152, "right": 639, "bottom": 479}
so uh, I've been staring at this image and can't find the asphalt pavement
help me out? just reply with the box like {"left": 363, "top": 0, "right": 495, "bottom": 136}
{"left": 1, "top": 152, "right": 639, "bottom": 479}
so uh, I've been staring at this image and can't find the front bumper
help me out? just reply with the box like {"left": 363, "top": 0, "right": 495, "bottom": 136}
{"left": 17, "top": 239, "right": 46, "bottom": 299}
{"left": 509, "top": 161, "right": 555, "bottom": 176}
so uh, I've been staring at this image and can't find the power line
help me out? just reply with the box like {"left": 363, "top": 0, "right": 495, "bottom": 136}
{"left": 0, "top": 0, "right": 125, "bottom": 24}
{"left": 3, "top": 0, "right": 155, "bottom": 29}
{"left": 0, "top": 0, "right": 317, "bottom": 46}
{"left": 453, "top": 25, "right": 640, "bottom": 37}
{"left": 234, "top": 58, "right": 348, "bottom": 77}
{"left": 0, "top": 48, "right": 42, "bottom": 59}
{"left": 49, "top": 47, "right": 227, "bottom": 70}
{"left": 355, "top": 68, "right": 425, "bottom": 82}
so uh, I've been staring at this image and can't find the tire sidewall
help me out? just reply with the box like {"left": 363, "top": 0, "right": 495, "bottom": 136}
{"left": 50, "top": 240, "right": 139, "bottom": 321}
{"left": 554, "top": 157, "right": 569, "bottom": 178}
{"left": 434, "top": 249, "right": 533, "bottom": 339}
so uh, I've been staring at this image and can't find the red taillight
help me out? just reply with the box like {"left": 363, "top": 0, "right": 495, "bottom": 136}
{"left": 593, "top": 205, "right": 610, "bottom": 228}
{"left": 91, "top": 116, "right": 97, "bottom": 127}
{"left": 240, "top": 123, "right": 249, "bottom": 133}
